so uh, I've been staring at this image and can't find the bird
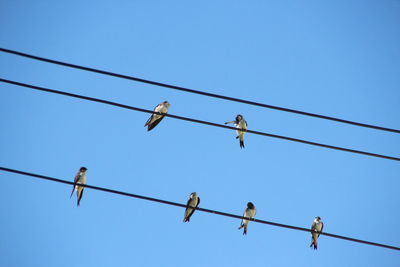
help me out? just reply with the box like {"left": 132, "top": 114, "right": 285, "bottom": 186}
{"left": 238, "top": 202, "right": 256, "bottom": 235}
{"left": 70, "top": 167, "right": 87, "bottom": 206}
{"left": 144, "top": 101, "right": 170, "bottom": 131}
{"left": 183, "top": 192, "right": 200, "bottom": 222}
{"left": 225, "top": 114, "right": 248, "bottom": 148}
{"left": 310, "top": 216, "right": 324, "bottom": 250}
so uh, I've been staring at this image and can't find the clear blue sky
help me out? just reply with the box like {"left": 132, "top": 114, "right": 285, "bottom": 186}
{"left": 1, "top": 1, "right": 399, "bottom": 266}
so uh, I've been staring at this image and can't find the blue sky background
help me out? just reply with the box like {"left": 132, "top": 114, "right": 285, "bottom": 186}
{"left": 1, "top": 1, "right": 399, "bottom": 266}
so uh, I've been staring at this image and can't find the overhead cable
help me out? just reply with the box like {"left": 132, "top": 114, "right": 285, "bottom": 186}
{"left": 1, "top": 78, "right": 399, "bottom": 162}
{"left": 0, "top": 166, "right": 399, "bottom": 251}
{"left": 0, "top": 47, "right": 399, "bottom": 134}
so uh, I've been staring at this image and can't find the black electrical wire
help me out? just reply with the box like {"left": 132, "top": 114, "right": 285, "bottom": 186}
{"left": 0, "top": 47, "right": 399, "bottom": 134}
{"left": 0, "top": 166, "right": 398, "bottom": 251}
{"left": 1, "top": 78, "right": 399, "bottom": 162}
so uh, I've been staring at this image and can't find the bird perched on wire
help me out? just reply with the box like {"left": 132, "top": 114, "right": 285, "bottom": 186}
{"left": 238, "top": 202, "right": 256, "bottom": 235}
{"left": 183, "top": 192, "right": 200, "bottom": 222}
{"left": 225, "top": 114, "right": 247, "bottom": 148}
{"left": 70, "top": 167, "right": 87, "bottom": 206}
{"left": 144, "top": 101, "right": 170, "bottom": 131}
{"left": 310, "top": 216, "right": 324, "bottom": 250}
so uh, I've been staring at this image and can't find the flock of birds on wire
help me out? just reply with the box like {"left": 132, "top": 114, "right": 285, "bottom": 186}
{"left": 69, "top": 100, "right": 324, "bottom": 250}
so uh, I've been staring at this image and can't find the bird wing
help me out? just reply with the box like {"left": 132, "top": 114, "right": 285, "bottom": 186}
{"left": 70, "top": 171, "right": 80, "bottom": 198}
{"left": 144, "top": 103, "right": 163, "bottom": 126}
{"left": 187, "top": 197, "right": 200, "bottom": 220}
{"left": 184, "top": 196, "right": 196, "bottom": 221}
{"left": 145, "top": 103, "right": 167, "bottom": 131}
{"left": 185, "top": 195, "right": 193, "bottom": 207}
{"left": 144, "top": 114, "right": 154, "bottom": 127}
{"left": 318, "top": 222, "right": 324, "bottom": 237}
{"left": 146, "top": 115, "right": 165, "bottom": 131}
{"left": 77, "top": 187, "right": 84, "bottom": 206}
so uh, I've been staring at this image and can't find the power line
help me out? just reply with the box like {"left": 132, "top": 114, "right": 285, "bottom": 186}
{"left": 0, "top": 166, "right": 398, "bottom": 251}
{"left": 1, "top": 47, "right": 399, "bottom": 134}
{"left": 2, "top": 78, "right": 399, "bottom": 162}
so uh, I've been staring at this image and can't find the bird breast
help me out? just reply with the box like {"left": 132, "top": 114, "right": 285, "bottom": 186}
{"left": 314, "top": 221, "right": 322, "bottom": 231}
{"left": 156, "top": 105, "right": 168, "bottom": 114}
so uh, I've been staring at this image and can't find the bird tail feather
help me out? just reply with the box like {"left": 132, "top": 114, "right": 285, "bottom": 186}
{"left": 310, "top": 239, "right": 317, "bottom": 250}
{"left": 77, "top": 188, "right": 84, "bottom": 206}
{"left": 70, "top": 187, "right": 75, "bottom": 198}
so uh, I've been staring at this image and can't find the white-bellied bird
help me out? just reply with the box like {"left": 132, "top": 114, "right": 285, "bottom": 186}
{"left": 310, "top": 216, "right": 324, "bottom": 250}
{"left": 225, "top": 114, "right": 247, "bottom": 148}
{"left": 70, "top": 167, "right": 87, "bottom": 206}
{"left": 183, "top": 192, "right": 200, "bottom": 222}
{"left": 238, "top": 202, "right": 256, "bottom": 235}
{"left": 144, "top": 101, "right": 170, "bottom": 131}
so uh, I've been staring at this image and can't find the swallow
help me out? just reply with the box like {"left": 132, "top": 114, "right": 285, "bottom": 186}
{"left": 144, "top": 101, "right": 170, "bottom": 131}
{"left": 70, "top": 167, "right": 87, "bottom": 206}
{"left": 183, "top": 192, "right": 200, "bottom": 222}
{"left": 225, "top": 114, "right": 248, "bottom": 148}
{"left": 238, "top": 202, "right": 256, "bottom": 235}
{"left": 310, "top": 216, "right": 324, "bottom": 250}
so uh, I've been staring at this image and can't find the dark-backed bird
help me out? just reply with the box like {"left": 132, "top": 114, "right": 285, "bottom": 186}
{"left": 310, "top": 216, "right": 324, "bottom": 250}
{"left": 144, "top": 101, "right": 170, "bottom": 131}
{"left": 238, "top": 202, "right": 256, "bottom": 235}
{"left": 70, "top": 167, "right": 87, "bottom": 206}
{"left": 225, "top": 114, "right": 247, "bottom": 148}
{"left": 183, "top": 192, "right": 200, "bottom": 222}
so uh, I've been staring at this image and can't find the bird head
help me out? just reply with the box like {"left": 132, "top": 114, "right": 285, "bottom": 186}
{"left": 163, "top": 101, "right": 170, "bottom": 108}
{"left": 247, "top": 202, "right": 255, "bottom": 209}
